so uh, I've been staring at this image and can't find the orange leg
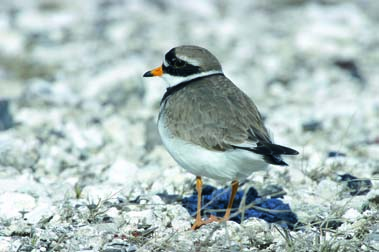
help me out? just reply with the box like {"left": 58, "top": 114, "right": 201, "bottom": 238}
{"left": 191, "top": 178, "right": 239, "bottom": 229}
{"left": 223, "top": 180, "right": 239, "bottom": 220}
{"left": 191, "top": 176, "right": 205, "bottom": 230}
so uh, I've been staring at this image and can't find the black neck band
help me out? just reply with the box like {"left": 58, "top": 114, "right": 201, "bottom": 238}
{"left": 160, "top": 73, "right": 224, "bottom": 105}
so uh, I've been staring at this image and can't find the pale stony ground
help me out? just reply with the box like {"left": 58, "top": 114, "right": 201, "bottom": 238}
{"left": 0, "top": 0, "right": 379, "bottom": 251}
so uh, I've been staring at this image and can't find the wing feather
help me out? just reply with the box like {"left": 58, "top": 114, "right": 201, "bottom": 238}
{"left": 163, "top": 75, "right": 268, "bottom": 149}
{"left": 162, "top": 74, "right": 298, "bottom": 162}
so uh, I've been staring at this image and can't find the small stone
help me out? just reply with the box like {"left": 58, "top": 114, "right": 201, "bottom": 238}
{"left": 302, "top": 120, "right": 322, "bottom": 132}
{"left": 0, "top": 237, "right": 12, "bottom": 251}
{"left": 0, "top": 135, "right": 40, "bottom": 169}
{"left": 364, "top": 224, "right": 379, "bottom": 250}
{"left": 168, "top": 205, "right": 192, "bottom": 231}
{"left": 317, "top": 179, "right": 340, "bottom": 201}
{"left": 338, "top": 173, "right": 372, "bottom": 196}
{"left": 25, "top": 201, "right": 56, "bottom": 224}
{"left": 106, "top": 159, "right": 139, "bottom": 185}
{"left": 123, "top": 209, "right": 155, "bottom": 226}
{"left": 102, "top": 240, "right": 137, "bottom": 252}
{"left": 156, "top": 192, "right": 182, "bottom": 204}
{"left": 328, "top": 151, "right": 346, "bottom": 158}
{"left": 242, "top": 218, "right": 273, "bottom": 247}
{"left": 106, "top": 207, "right": 120, "bottom": 219}
{"left": 0, "top": 99, "right": 14, "bottom": 131}
{"left": 342, "top": 208, "right": 362, "bottom": 222}
{"left": 368, "top": 193, "right": 379, "bottom": 210}
{"left": 334, "top": 59, "right": 364, "bottom": 82}
{"left": 0, "top": 192, "right": 36, "bottom": 219}
{"left": 3, "top": 219, "right": 31, "bottom": 236}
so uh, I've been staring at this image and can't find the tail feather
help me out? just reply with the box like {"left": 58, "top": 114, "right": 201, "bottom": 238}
{"left": 253, "top": 142, "right": 299, "bottom": 156}
{"left": 263, "top": 154, "right": 288, "bottom": 166}
{"left": 232, "top": 142, "right": 299, "bottom": 156}
{"left": 232, "top": 142, "right": 298, "bottom": 166}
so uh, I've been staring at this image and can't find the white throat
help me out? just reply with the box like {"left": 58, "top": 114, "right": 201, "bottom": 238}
{"left": 162, "top": 70, "right": 223, "bottom": 87}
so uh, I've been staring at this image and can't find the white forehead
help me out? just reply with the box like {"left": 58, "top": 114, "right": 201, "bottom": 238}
{"left": 176, "top": 54, "right": 201, "bottom": 66}
{"left": 163, "top": 57, "right": 169, "bottom": 67}
{"left": 162, "top": 54, "right": 200, "bottom": 67}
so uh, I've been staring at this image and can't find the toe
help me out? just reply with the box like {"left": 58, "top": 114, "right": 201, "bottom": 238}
{"left": 191, "top": 219, "right": 206, "bottom": 230}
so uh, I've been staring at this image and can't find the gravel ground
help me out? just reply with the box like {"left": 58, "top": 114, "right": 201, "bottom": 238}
{"left": 0, "top": 0, "right": 379, "bottom": 251}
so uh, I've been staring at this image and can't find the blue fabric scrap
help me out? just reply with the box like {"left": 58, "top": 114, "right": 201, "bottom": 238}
{"left": 182, "top": 185, "right": 298, "bottom": 229}
{"left": 339, "top": 173, "right": 372, "bottom": 196}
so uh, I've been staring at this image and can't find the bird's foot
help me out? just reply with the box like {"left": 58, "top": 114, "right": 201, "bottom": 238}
{"left": 191, "top": 215, "right": 228, "bottom": 230}
{"left": 191, "top": 219, "right": 207, "bottom": 230}
{"left": 210, "top": 215, "right": 231, "bottom": 224}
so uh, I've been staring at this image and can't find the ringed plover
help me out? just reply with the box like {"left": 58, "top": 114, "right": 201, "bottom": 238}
{"left": 143, "top": 45, "right": 298, "bottom": 230}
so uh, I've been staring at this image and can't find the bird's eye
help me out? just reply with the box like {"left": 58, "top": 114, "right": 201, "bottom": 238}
{"left": 173, "top": 59, "right": 186, "bottom": 68}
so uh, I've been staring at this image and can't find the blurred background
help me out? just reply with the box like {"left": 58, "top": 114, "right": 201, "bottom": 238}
{"left": 1, "top": 0, "right": 378, "bottom": 162}
{"left": 0, "top": 0, "right": 378, "bottom": 251}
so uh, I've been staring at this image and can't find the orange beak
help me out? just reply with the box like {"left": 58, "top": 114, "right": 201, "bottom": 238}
{"left": 143, "top": 65, "right": 163, "bottom": 77}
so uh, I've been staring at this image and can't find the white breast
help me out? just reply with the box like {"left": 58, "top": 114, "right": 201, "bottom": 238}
{"left": 158, "top": 110, "right": 268, "bottom": 182}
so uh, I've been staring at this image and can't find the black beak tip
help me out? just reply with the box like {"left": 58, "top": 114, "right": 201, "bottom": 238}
{"left": 143, "top": 71, "right": 153, "bottom": 77}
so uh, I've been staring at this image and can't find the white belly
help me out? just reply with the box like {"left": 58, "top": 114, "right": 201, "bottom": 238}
{"left": 158, "top": 113, "right": 268, "bottom": 182}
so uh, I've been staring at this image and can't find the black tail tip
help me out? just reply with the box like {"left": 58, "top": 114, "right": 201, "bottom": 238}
{"left": 291, "top": 149, "right": 300, "bottom": 155}
{"left": 278, "top": 160, "right": 289, "bottom": 166}
{"left": 282, "top": 147, "right": 299, "bottom": 155}
{"left": 264, "top": 155, "right": 289, "bottom": 166}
